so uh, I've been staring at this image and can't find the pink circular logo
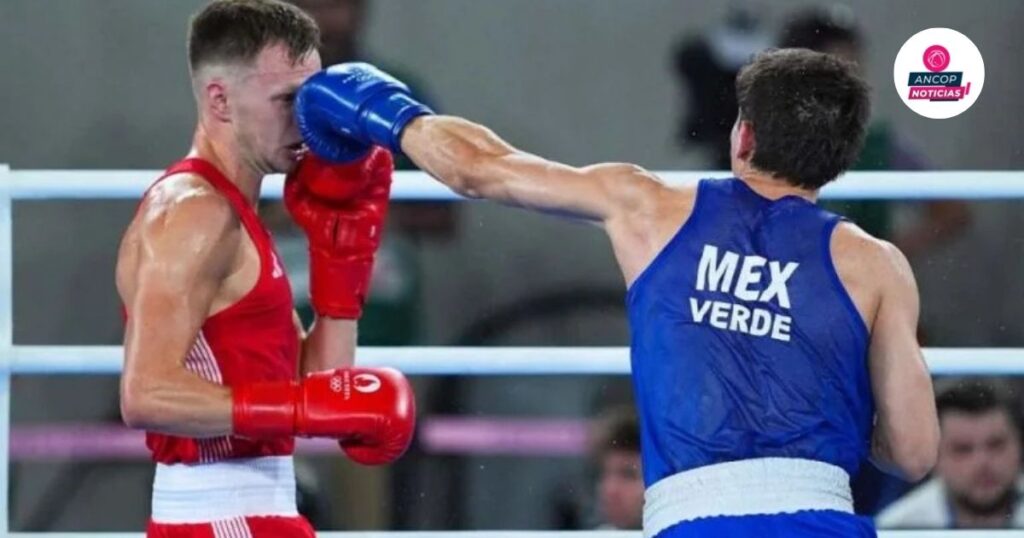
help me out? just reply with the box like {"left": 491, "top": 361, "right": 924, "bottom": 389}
{"left": 923, "top": 45, "right": 950, "bottom": 72}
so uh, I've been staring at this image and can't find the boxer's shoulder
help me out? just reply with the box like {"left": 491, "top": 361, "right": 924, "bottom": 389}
{"left": 660, "top": 182, "right": 699, "bottom": 215}
{"left": 592, "top": 164, "right": 692, "bottom": 222}
{"left": 140, "top": 172, "right": 239, "bottom": 234}
{"left": 830, "top": 220, "right": 911, "bottom": 325}
{"left": 831, "top": 221, "right": 904, "bottom": 273}
{"left": 116, "top": 173, "right": 244, "bottom": 309}
{"left": 144, "top": 172, "right": 228, "bottom": 211}
{"left": 129, "top": 172, "right": 244, "bottom": 279}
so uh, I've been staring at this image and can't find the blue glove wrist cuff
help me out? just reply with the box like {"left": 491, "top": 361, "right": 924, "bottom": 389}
{"left": 361, "top": 92, "right": 434, "bottom": 153}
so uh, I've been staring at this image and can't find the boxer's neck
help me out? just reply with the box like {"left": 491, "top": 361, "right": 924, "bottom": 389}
{"left": 736, "top": 169, "right": 819, "bottom": 204}
{"left": 189, "top": 124, "right": 262, "bottom": 208}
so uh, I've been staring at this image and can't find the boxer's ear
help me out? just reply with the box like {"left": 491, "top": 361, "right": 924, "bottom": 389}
{"left": 733, "top": 119, "right": 756, "bottom": 161}
{"left": 204, "top": 78, "right": 231, "bottom": 123}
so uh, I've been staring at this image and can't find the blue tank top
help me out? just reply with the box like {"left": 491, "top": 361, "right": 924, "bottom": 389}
{"left": 626, "top": 178, "right": 873, "bottom": 487}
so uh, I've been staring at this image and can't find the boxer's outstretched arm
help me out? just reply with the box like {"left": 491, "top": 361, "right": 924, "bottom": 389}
{"left": 297, "top": 64, "right": 682, "bottom": 282}
{"left": 400, "top": 115, "right": 666, "bottom": 223}
{"left": 120, "top": 183, "right": 237, "bottom": 436}
{"left": 866, "top": 242, "right": 939, "bottom": 481}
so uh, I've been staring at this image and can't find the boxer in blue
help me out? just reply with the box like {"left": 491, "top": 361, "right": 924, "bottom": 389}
{"left": 293, "top": 48, "right": 940, "bottom": 537}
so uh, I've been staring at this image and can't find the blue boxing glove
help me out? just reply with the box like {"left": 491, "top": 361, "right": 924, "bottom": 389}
{"left": 296, "top": 63, "right": 433, "bottom": 162}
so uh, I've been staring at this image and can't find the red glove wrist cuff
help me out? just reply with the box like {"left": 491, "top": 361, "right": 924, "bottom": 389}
{"left": 232, "top": 381, "right": 300, "bottom": 439}
{"left": 308, "top": 249, "right": 375, "bottom": 319}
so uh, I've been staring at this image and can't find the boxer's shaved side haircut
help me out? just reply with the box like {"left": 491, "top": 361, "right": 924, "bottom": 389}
{"left": 187, "top": 0, "right": 320, "bottom": 75}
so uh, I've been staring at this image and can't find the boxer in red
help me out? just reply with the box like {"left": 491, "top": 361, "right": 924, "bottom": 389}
{"left": 114, "top": 2, "right": 414, "bottom": 536}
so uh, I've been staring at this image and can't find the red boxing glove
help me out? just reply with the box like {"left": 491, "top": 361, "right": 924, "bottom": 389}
{"left": 284, "top": 148, "right": 394, "bottom": 318}
{"left": 232, "top": 367, "right": 416, "bottom": 465}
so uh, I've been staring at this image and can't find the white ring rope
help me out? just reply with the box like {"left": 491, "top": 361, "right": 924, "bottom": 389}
{"left": 8, "top": 170, "right": 1024, "bottom": 200}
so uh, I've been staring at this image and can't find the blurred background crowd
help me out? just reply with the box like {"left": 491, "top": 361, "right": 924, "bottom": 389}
{"left": 3, "top": 0, "right": 1023, "bottom": 532}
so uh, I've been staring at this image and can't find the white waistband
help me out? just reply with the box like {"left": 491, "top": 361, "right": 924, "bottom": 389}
{"left": 643, "top": 458, "right": 853, "bottom": 538}
{"left": 152, "top": 456, "right": 298, "bottom": 523}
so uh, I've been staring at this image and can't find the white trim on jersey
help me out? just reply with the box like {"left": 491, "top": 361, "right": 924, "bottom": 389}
{"left": 212, "top": 516, "right": 255, "bottom": 538}
{"left": 183, "top": 331, "right": 233, "bottom": 462}
{"left": 185, "top": 330, "right": 223, "bottom": 384}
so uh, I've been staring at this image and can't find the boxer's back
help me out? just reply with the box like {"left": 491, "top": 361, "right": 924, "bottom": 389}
{"left": 628, "top": 177, "right": 875, "bottom": 484}
{"left": 626, "top": 177, "right": 881, "bottom": 536}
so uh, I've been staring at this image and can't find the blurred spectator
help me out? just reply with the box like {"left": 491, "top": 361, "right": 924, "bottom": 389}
{"left": 876, "top": 380, "right": 1024, "bottom": 528}
{"left": 778, "top": 7, "right": 971, "bottom": 259}
{"left": 671, "top": 6, "right": 772, "bottom": 169}
{"left": 591, "top": 406, "right": 643, "bottom": 530}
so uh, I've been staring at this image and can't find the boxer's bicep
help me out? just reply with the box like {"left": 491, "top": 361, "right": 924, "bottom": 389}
{"left": 867, "top": 242, "right": 939, "bottom": 481}
{"left": 122, "top": 193, "right": 237, "bottom": 402}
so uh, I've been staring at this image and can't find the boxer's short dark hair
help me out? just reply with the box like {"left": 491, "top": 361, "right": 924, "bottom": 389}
{"left": 188, "top": 0, "right": 320, "bottom": 71}
{"left": 735, "top": 48, "right": 870, "bottom": 190}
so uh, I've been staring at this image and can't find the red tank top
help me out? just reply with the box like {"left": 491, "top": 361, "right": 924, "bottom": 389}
{"left": 129, "top": 158, "right": 300, "bottom": 464}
